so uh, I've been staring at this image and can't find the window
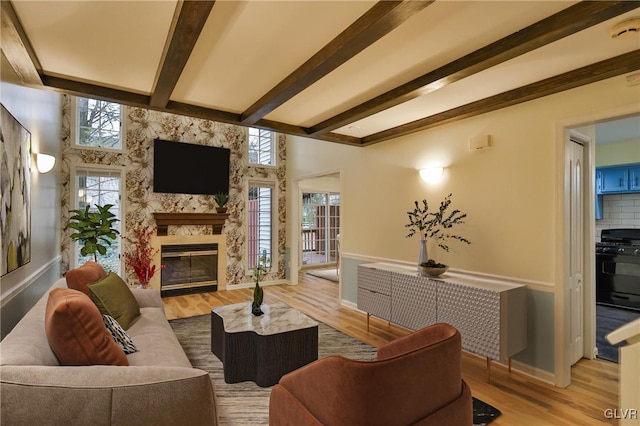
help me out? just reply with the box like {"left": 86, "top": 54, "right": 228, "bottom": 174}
{"left": 72, "top": 167, "right": 123, "bottom": 273}
{"left": 248, "top": 127, "right": 275, "bottom": 166}
{"left": 73, "top": 97, "right": 123, "bottom": 150}
{"left": 247, "top": 183, "right": 275, "bottom": 270}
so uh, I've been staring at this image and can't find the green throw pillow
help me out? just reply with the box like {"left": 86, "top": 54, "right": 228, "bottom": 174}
{"left": 88, "top": 272, "right": 140, "bottom": 330}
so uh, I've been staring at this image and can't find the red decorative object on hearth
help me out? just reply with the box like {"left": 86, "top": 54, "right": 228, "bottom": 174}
{"left": 123, "top": 227, "right": 163, "bottom": 288}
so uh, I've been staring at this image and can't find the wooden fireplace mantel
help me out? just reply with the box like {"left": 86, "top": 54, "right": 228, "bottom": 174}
{"left": 153, "top": 213, "right": 229, "bottom": 236}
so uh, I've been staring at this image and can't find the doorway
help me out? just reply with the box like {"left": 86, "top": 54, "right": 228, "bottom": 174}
{"left": 560, "top": 112, "right": 640, "bottom": 387}
{"left": 301, "top": 192, "right": 340, "bottom": 267}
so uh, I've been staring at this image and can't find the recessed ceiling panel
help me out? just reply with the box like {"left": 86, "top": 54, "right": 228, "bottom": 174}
{"left": 266, "top": 0, "right": 576, "bottom": 127}
{"left": 172, "top": 0, "right": 375, "bottom": 112}
{"left": 336, "top": 9, "right": 640, "bottom": 139}
{"left": 12, "top": 1, "right": 178, "bottom": 94}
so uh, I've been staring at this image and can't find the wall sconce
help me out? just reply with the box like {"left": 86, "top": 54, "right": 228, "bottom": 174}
{"left": 35, "top": 153, "right": 56, "bottom": 173}
{"left": 419, "top": 167, "right": 444, "bottom": 184}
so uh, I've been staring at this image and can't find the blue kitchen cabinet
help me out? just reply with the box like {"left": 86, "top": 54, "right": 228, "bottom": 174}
{"left": 595, "top": 163, "right": 640, "bottom": 220}
{"left": 596, "top": 166, "right": 629, "bottom": 194}
{"left": 596, "top": 163, "right": 640, "bottom": 194}
{"left": 630, "top": 165, "right": 640, "bottom": 191}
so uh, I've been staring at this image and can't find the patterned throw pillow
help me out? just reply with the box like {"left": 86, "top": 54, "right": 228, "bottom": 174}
{"left": 102, "top": 314, "right": 137, "bottom": 354}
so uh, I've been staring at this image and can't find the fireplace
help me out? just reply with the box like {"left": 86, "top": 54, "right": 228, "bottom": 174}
{"left": 160, "top": 243, "right": 218, "bottom": 296}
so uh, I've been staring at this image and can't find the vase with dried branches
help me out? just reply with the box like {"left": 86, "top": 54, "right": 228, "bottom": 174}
{"left": 406, "top": 193, "right": 470, "bottom": 276}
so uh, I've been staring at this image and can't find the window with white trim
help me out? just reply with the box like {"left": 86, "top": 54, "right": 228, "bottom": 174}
{"left": 247, "top": 182, "right": 275, "bottom": 270}
{"left": 248, "top": 127, "right": 275, "bottom": 166}
{"left": 72, "top": 167, "right": 123, "bottom": 273}
{"left": 73, "top": 97, "right": 123, "bottom": 150}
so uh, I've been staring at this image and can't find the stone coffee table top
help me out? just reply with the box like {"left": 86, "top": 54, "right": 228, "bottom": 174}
{"left": 212, "top": 302, "right": 318, "bottom": 336}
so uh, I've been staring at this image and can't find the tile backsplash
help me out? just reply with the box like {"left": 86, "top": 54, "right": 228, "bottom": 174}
{"left": 595, "top": 193, "right": 640, "bottom": 241}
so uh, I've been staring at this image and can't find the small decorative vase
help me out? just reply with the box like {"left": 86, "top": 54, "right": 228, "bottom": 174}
{"left": 251, "top": 304, "right": 263, "bottom": 316}
{"left": 252, "top": 282, "right": 264, "bottom": 316}
{"left": 418, "top": 239, "right": 428, "bottom": 267}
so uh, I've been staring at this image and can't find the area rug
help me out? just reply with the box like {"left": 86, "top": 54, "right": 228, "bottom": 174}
{"left": 170, "top": 314, "right": 500, "bottom": 425}
{"left": 306, "top": 268, "right": 339, "bottom": 283}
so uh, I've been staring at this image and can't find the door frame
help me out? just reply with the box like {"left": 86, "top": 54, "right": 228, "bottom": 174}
{"left": 300, "top": 191, "right": 340, "bottom": 268}
{"left": 555, "top": 103, "right": 640, "bottom": 387}
{"left": 564, "top": 131, "right": 590, "bottom": 366}
{"left": 289, "top": 170, "right": 342, "bottom": 286}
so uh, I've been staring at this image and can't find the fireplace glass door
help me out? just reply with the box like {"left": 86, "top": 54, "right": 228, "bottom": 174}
{"left": 161, "top": 244, "right": 218, "bottom": 293}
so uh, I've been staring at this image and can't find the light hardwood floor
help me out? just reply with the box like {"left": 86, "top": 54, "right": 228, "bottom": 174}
{"left": 163, "top": 271, "right": 619, "bottom": 426}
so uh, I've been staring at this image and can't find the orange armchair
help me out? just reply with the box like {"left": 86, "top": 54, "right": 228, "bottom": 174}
{"left": 269, "top": 323, "right": 472, "bottom": 426}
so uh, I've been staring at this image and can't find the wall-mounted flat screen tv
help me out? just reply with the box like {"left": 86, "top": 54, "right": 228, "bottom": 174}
{"left": 153, "top": 139, "right": 230, "bottom": 196}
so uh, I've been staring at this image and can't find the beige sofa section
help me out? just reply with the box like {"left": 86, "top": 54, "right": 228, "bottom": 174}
{"left": 0, "top": 278, "right": 218, "bottom": 426}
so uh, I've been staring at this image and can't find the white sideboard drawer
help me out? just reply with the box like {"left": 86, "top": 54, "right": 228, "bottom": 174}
{"left": 357, "top": 287, "right": 391, "bottom": 321}
{"left": 391, "top": 272, "right": 437, "bottom": 330}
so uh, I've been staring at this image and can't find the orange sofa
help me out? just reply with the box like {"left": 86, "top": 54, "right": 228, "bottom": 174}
{"left": 269, "top": 323, "right": 472, "bottom": 426}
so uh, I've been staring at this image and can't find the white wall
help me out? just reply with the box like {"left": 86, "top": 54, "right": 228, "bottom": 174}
{"left": 1, "top": 57, "right": 63, "bottom": 337}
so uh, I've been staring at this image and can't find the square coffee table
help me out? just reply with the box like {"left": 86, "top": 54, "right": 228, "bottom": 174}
{"left": 211, "top": 302, "right": 318, "bottom": 387}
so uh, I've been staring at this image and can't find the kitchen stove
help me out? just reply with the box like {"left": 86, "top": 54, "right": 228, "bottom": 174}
{"left": 596, "top": 229, "right": 640, "bottom": 311}
{"left": 596, "top": 228, "right": 640, "bottom": 254}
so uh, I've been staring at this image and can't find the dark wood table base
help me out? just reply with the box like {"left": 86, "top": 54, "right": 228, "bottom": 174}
{"left": 211, "top": 309, "right": 318, "bottom": 387}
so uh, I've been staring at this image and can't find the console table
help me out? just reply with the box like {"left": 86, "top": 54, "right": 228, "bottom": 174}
{"left": 211, "top": 302, "right": 318, "bottom": 387}
{"left": 358, "top": 262, "right": 527, "bottom": 381}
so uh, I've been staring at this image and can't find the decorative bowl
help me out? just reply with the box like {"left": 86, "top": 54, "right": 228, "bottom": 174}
{"left": 418, "top": 265, "right": 449, "bottom": 277}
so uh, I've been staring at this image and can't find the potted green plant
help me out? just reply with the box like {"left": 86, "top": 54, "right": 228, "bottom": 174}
{"left": 213, "top": 192, "right": 229, "bottom": 213}
{"left": 252, "top": 253, "right": 271, "bottom": 316}
{"left": 406, "top": 193, "right": 470, "bottom": 276}
{"left": 67, "top": 204, "right": 120, "bottom": 263}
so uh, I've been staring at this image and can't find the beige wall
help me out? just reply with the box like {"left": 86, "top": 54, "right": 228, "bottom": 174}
{"left": 596, "top": 139, "right": 640, "bottom": 166}
{"left": 287, "top": 74, "right": 639, "bottom": 376}
{"left": 287, "top": 74, "right": 640, "bottom": 286}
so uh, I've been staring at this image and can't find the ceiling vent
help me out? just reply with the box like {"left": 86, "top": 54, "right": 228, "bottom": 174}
{"left": 611, "top": 18, "right": 640, "bottom": 39}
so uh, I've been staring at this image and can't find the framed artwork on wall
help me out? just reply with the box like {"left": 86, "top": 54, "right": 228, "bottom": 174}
{"left": 1, "top": 103, "right": 31, "bottom": 276}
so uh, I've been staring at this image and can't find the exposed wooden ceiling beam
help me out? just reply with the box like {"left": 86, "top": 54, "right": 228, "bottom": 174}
{"left": 40, "top": 75, "right": 152, "bottom": 108}
{"left": 309, "top": 0, "right": 640, "bottom": 137}
{"left": 239, "top": 0, "right": 434, "bottom": 126}
{"left": 0, "top": 0, "right": 42, "bottom": 85}
{"left": 361, "top": 50, "right": 640, "bottom": 145}
{"left": 38, "top": 74, "right": 362, "bottom": 146}
{"left": 150, "top": 1, "right": 215, "bottom": 108}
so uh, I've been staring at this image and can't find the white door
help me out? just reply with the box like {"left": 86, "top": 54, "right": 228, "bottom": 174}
{"left": 568, "top": 139, "right": 584, "bottom": 365}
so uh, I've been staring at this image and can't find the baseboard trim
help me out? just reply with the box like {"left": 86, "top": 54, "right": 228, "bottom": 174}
{"left": 228, "top": 279, "right": 290, "bottom": 290}
{"left": 508, "top": 359, "right": 556, "bottom": 385}
{"left": 340, "top": 299, "right": 358, "bottom": 310}
{"left": 0, "top": 256, "right": 62, "bottom": 307}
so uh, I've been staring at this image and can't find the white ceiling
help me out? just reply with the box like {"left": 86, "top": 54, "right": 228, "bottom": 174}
{"left": 595, "top": 115, "right": 640, "bottom": 145}
{"left": 3, "top": 1, "right": 640, "bottom": 146}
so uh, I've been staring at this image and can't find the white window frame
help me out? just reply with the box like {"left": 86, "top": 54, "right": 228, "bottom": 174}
{"left": 247, "top": 127, "right": 276, "bottom": 167}
{"left": 70, "top": 164, "right": 126, "bottom": 273}
{"left": 70, "top": 96, "right": 126, "bottom": 152}
{"left": 246, "top": 179, "right": 278, "bottom": 275}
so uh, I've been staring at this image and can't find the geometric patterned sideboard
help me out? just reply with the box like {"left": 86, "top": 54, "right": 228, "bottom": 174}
{"left": 357, "top": 263, "right": 527, "bottom": 362}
